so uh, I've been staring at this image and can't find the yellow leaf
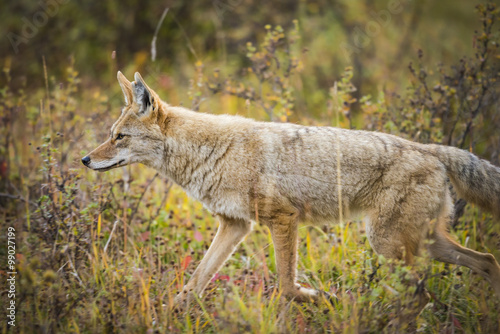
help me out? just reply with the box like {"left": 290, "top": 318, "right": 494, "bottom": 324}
{"left": 97, "top": 213, "right": 101, "bottom": 236}
{"left": 306, "top": 231, "right": 311, "bottom": 255}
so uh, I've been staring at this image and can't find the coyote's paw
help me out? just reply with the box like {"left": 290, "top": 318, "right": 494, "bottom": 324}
{"left": 282, "top": 285, "right": 338, "bottom": 305}
{"left": 281, "top": 285, "right": 325, "bottom": 303}
{"left": 172, "top": 290, "right": 192, "bottom": 312}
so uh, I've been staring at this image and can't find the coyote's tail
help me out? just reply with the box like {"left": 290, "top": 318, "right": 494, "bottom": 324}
{"left": 435, "top": 145, "right": 500, "bottom": 218}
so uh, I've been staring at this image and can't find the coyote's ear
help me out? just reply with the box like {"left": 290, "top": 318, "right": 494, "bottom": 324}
{"left": 117, "top": 71, "right": 133, "bottom": 105}
{"left": 132, "top": 72, "right": 154, "bottom": 116}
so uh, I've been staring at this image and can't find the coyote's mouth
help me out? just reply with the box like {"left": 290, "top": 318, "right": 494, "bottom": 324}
{"left": 94, "top": 159, "right": 125, "bottom": 172}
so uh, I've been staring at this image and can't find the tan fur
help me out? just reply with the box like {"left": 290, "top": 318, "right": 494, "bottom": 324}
{"left": 83, "top": 72, "right": 500, "bottom": 305}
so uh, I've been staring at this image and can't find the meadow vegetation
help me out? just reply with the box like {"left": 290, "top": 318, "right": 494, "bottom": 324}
{"left": 1, "top": 1, "right": 500, "bottom": 333}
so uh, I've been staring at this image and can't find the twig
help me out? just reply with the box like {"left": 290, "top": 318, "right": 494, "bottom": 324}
{"left": 151, "top": 8, "right": 169, "bottom": 62}
{"left": 104, "top": 219, "right": 120, "bottom": 254}
{"left": 332, "top": 82, "right": 343, "bottom": 223}
{"left": 152, "top": 180, "right": 172, "bottom": 219}
{"left": 129, "top": 173, "right": 159, "bottom": 223}
{"left": 41, "top": 56, "right": 54, "bottom": 142}
{"left": 66, "top": 253, "right": 84, "bottom": 288}
{"left": 57, "top": 261, "right": 69, "bottom": 273}
{"left": 368, "top": 264, "right": 380, "bottom": 283}
{"left": 171, "top": 13, "right": 198, "bottom": 60}
{"left": 0, "top": 192, "right": 37, "bottom": 207}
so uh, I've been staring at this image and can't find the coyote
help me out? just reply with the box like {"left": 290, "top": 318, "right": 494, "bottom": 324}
{"left": 82, "top": 72, "right": 500, "bottom": 304}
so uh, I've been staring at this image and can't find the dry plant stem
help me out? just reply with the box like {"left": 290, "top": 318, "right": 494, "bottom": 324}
{"left": 151, "top": 8, "right": 169, "bottom": 62}
{"left": 129, "top": 172, "right": 159, "bottom": 223}
{"left": 42, "top": 56, "right": 52, "bottom": 138}
{"left": 0, "top": 192, "right": 37, "bottom": 206}
{"left": 67, "top": 253, "right": 84, "bottom": 288}
{"left": 104, "top": 219, "right": 120, "bottom": 254}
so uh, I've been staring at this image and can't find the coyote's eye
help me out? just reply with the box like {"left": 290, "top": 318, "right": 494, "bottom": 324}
{"left": 116, "top": 133, "right": 125, "bottom": 140}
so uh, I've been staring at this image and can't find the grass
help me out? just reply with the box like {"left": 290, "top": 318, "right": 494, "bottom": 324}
{"left": 1, "top": 11, "right": 500, "bottom": 332}
{"left": 2, "top": 91, "right": 500, "bottom": 332}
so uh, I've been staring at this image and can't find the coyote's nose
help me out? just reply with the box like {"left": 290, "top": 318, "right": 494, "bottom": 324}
{"left": 81, "top": 156, "right": 91, "bottom": 166}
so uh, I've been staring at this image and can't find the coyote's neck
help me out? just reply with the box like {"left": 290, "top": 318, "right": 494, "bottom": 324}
{"left": 155, "top": 106, "right": 237, "bottom": 203}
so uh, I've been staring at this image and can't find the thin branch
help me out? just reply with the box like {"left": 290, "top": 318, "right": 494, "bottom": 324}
{"left": 0, "top": 192, "right": 37, "bottom": 207}
{"left": 66, "top": 253, "right": 84, "bottom": 288}
{"left": 151, "top": 8, "right": 169, "bottom": 62}
{"left": 171, "top": 12, "right": 198, "bottom": 60}
{"left": 129, "top": 173, "right": 159, "bottom": 223}
{"left": 104, "top": 219, "right": 120, "bottom": 254}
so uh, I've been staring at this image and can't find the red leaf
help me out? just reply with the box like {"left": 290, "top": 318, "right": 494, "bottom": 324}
{"left": 181, "top": 255, "right": 192, "bottom": 270}
{"left": 296, "top": 314, "right": 306, "bottom": 333}
{"left": 211, "top": 273, "right": 230, "bottom": 282}
{"left": 0, "top": 160, "right": 7, "bottom": 178}
{"left": 140, "top": 231, "right": 150, "bottom": 242}
{"left": 194, "top": 230, "right": 203, "bottom": 242}
{"left": 451, "top": 315, "right": 463, "bottom": 329}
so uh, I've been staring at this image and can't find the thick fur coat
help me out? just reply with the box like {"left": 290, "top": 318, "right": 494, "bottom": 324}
{"left": 83, "top": 72, "right": 500, "bottom": 304}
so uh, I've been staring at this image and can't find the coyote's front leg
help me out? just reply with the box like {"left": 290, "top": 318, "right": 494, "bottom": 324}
{"left": 268, "top": 213, "right": 319, "bottom": 302}
{"left": 174, "top": 215, "right": 251, "bottom": 307}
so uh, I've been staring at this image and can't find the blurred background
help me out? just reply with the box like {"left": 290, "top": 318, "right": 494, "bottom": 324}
{"left": 0, "top": 0, "right": 483, "bottom": 106}
{"left": 1, "top": 1, "right": 500, "bottom": 333}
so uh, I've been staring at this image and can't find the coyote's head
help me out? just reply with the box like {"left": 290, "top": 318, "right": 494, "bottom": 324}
{"left": 82, "top": 72, "right": 166, "bottom": 172}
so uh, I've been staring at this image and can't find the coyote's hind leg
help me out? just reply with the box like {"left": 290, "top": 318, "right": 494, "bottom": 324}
{"left": 428, "top": 225, "right": 500, "bottom": 297}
